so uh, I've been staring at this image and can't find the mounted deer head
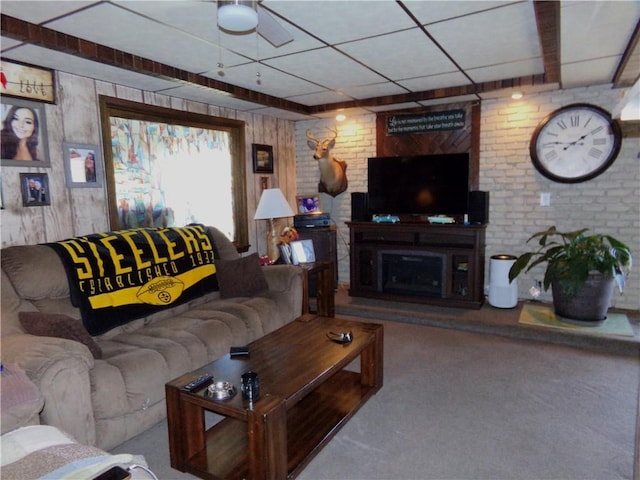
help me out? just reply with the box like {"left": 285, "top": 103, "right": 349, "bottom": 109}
{"left": 305, "top": 128, "right": 348, "bottom": 197}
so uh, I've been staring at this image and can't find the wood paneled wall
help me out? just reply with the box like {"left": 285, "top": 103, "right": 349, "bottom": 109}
{"left": 375, "top": 101, "right": 480, "bottom": 190}
{"left": 0, "top": 71, "right": 297, "bottom": 255}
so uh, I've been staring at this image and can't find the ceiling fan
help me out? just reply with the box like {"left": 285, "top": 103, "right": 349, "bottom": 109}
{"left": 217, "top": 1, "right": 293, "bottom": 47}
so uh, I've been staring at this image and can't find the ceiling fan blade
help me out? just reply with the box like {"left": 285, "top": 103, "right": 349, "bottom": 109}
{"left": 257, "top": 5, "right": 293, "bottom": 47}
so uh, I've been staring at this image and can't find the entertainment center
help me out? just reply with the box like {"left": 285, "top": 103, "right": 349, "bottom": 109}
{"left": 348, "top": 221, "right": 486, "bottom": 308}
{"left": 348, "top": 151, "right": 486, "bottom": 308}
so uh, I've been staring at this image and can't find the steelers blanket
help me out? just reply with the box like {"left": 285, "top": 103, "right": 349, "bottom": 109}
{"left": 46, "top": 224, "right": 219, "bottom": 335}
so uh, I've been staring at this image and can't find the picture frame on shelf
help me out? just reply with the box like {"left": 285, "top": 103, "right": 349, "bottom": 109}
{"left": 1, "top": 97, "right": 51, "bottom": 167}
{"left": 290, "top": 239, "right": 316, "bottom": 265}
{"left": 252, "top": 144, "right": 274, "bottom": 173}
{"left": 63, "top": 142, "right": 103, "bottom": 188}
{"left": 20, "top": 172, "right": 51, "bottom": 206}
{"left": 296, "top": 194, "right": 322, "bottom": 214}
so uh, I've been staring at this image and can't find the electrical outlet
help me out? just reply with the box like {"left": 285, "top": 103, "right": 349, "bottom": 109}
{"left": 540, "top": 192, "right": 551, "bottom": 206}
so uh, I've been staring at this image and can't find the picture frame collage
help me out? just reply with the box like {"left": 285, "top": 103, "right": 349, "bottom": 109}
{"left": 1, "top": 59, "right": 102, "bottom": 208}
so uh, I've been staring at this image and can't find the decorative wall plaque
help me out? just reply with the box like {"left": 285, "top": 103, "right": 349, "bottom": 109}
{"left": 0, "top": 59, "right": 56, "bottom": 104}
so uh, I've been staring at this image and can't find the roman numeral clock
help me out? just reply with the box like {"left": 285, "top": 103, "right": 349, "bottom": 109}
{"left": 530, "top": 103, "right": 622, "bottom": 183}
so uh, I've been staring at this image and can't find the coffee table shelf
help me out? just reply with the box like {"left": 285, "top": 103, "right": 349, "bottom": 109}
{"left": 166, "top": 316, "right": 383, "bottom": 480}
{"left": 186, "top": 370, "right": 371, "bottom": 479}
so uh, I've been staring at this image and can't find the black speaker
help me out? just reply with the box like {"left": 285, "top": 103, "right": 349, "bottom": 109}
{"left": 468, "top": 191, "right": 489, "bottom": 224}
{"left": 351, "top": 192, "right": 369, "bottom": 221}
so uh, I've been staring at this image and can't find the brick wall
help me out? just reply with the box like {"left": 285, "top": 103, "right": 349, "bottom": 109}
{"left": 295, "top": 84, "right": 639, "bottom": 311}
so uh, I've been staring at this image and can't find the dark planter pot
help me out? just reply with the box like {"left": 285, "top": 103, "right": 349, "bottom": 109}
{"left": 551, "top": 273, "right": 615, "bottom": 322}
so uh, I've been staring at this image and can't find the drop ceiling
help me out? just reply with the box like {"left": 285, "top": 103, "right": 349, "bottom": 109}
{"left": 1, "top": 1, "right": 639, "bottom": 120}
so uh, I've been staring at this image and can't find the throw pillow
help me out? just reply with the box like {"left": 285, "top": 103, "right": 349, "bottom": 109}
{"left": 216, "top": 253, "right": 269, "bottom": 299}
{"left": 19, "top": 312, "right": 103, "bottom": 359}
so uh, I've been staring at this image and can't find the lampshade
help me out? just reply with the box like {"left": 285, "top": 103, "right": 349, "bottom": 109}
{"left": 254, "top": 188, "right": 294, "bottom": 220}
{"left": 218, "top": 2, "right": 258, "bottom": 32}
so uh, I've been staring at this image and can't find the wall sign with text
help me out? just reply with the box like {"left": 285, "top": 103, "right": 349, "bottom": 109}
{"left": 386, "top": 109, "right": 466, "bottom": 135}
{"left": 0, "top": 60, "right": 56, "bottom": 104}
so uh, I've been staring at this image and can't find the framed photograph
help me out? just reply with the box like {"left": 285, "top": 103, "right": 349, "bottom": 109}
{"left": 63, "top": 143, "right": 103, "bottom": 188}
{"left": 290, "top": 239, "right": 316, "bottom": 265}
{"left": 296, "top": 194, "right": 322, "bottom": 214}
{"left": 1, "top": 97, "right": 51, "bottom": 167}
{"left": 20, "top": 172, "right": 51, "bottom": 206}
{"left": 0, "top": 59, "right": 55, "bottom": 104}
{"left": 252, "top": 144, "right": 274, "bottom": 173}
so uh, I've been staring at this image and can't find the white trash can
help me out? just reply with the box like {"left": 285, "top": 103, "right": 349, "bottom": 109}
{"left": 488, "top": 254, "right": 518, "bottom": 308}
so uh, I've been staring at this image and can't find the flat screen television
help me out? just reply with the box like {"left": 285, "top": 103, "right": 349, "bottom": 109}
{"left": 367, "top": 153, "right": 469, "bottom": 217}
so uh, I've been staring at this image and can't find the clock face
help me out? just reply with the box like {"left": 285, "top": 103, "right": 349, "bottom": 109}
{"left": 530, "top": 103, "right": 622, "bottom": 183}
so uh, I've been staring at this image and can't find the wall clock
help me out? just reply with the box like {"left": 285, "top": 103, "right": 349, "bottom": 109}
{"left": 530, "top": 103, "right": 622, "bottom": 183}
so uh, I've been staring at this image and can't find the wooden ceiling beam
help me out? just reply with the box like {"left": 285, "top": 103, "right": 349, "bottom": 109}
{"left": 0, "top": 14, "right": 310, "bottom": 115}
{"left": 613, "top": 19, "right": 640, "bottom": 87}
{"left": 533, "top": 1, "right": 561, "bottom": 86}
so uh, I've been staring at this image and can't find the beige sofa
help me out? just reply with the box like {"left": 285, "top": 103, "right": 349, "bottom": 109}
{"left": 1, "top": 226, "right": 303, "bottom": 450}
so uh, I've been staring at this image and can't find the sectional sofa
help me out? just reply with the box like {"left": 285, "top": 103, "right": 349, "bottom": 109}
{"left": 1, "top": 225, "right": 303, "bottom": 450}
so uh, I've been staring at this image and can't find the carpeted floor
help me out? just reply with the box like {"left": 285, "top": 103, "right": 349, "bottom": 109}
{"left": 111, "top": 314, "right": 639, "bottom": 480}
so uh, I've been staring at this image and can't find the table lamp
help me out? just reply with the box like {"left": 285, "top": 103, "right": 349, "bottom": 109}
{"left": 254, "top": 188, "right": 295, "bottom": 263}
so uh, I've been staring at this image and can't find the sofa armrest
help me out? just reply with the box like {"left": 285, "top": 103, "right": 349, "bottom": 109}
{"left": 263, "top": 264, "right": 303, "bottom": 293}
{"left": 1, "top": 334, "right": 97, "bottom": 445}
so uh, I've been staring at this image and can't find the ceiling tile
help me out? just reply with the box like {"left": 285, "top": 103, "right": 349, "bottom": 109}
{"left": 427, "top": 2, "right": 541, "bottom": 70}
{"left": 204, "top": 62, "right": 322, "bottom": 98}
{"left": 397, "top": 71, "right": 470, "bottom": 92}
{"left": 263, "top": 48, "right": 386, "bottom": 90}
{"left": 338, "top": 28, "right": 458, "bottom": 81}
{"left": 46, "top": 3, "right": 230, "bottom": 74}
{"left": 339, "top": 82, "right": 409, "bottom": 100}
{"left": 561, "top": 57, "right": 621, "bottom": 89}
{"left": 404, "top": 1, "right": 516, "bottom": 24}
{"left": 1, "top": 1, "right": 97, "bottom": 24}
{"left": 561, "top": 1, "right": 640, "bottom": 64}
{"left": 162, "top": 84, "right": 267, "bottom": 110}
{"left": 467, "top": 58, "right": 544, "bottom": 84}
{"left": 264, "top": 1, "right": 414, "bottom": 44}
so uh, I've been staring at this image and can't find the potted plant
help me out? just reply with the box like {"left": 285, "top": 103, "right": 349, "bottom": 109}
{"left": 508, "top": 226, "right": 632, "bottom": 322}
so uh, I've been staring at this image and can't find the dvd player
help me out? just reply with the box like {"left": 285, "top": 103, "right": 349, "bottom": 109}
{"left": 294, "top": 213, "right": 331, "bottom": 228}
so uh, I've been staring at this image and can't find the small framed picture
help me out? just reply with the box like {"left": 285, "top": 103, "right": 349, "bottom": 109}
{"left": 252, "top": 144, "right": 274, "bottom": 173}
{"left": 290, "top": 239, "right": 316, "bottom": 265}
{"left": 20, "top": 172, "right": 51, "bottom": 206}
{"left": 63, "top": 143, "right": 103, "bottom": 187}
{"left": 296, "top": 194, "right": 322, "bottom": 214}
{"left": 1, "top": 97, "right": 51, "bottom": 167}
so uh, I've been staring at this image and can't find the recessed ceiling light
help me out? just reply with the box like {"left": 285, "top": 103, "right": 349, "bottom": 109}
{"left": 511, "top": 91, "right": 523, "bottom": 100}
{"left": 336, "top": 113, "right": 346, "bottom": 122}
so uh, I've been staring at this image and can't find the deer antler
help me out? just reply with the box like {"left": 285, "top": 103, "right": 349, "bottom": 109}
{"left": 327, "top": 127, "right": 338, "bottom": 140}
{"left": 305, "top": 130, "right": 319, "bottom": 143}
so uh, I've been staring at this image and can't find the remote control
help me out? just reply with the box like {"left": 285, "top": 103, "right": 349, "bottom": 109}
{"left": 183, "top": 373, "right": 213, "bottom": 392}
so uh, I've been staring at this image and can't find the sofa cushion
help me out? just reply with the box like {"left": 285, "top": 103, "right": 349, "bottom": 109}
{"left": 216, "top": 253, "right": 268, "bottom": 299}
{"left": 1, "top": 245, "right": 69, "bottom": 300}
{"left": 19, "top": 312, "right": 103, "bottom": 359}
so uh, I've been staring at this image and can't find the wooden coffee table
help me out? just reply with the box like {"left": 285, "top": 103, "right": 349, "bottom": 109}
{"left": 165, "top": 315, "right": 383, "bottom": 480}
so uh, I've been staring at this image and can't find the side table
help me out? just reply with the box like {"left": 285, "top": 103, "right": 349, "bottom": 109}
{"left": 298, "top": 261, "right": 335, "bottom": 317}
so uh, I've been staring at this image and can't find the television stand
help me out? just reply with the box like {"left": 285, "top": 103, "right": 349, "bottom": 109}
{"left": 347, "top": 221, "right": 486, "bottom": 309}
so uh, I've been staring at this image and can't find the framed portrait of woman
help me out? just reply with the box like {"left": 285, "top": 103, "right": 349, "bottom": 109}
{"left": 63, "top": 143, "right": 103, "bottom": 188}
{"left": 1, "top": 97, "right": 51, "bottom": 167}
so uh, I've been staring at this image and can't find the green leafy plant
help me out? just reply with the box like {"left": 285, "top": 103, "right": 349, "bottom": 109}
{"left": 508, "top": 226, "right": 633, "bottom": 296}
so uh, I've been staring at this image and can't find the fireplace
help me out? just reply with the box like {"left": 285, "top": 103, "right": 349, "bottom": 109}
{"left": 378, "top": 250, "right": 446, "bottom": 297}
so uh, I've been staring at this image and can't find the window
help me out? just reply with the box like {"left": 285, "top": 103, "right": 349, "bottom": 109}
{"left": 99, "top": 96, "right": 248, "bottom": 250}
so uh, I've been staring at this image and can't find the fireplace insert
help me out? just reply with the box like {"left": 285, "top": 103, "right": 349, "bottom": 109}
{"left": 378, "top": 250, "right": 446, "bottom": 297}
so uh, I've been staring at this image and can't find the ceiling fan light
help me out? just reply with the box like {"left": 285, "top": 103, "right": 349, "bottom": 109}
{"left": 218, "top": 4, "right": 258, "bottom": 32}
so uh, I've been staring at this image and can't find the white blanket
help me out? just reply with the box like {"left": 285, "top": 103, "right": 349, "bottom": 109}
{"left": 1, "top": 425, "right": 149, "bottom": 479}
